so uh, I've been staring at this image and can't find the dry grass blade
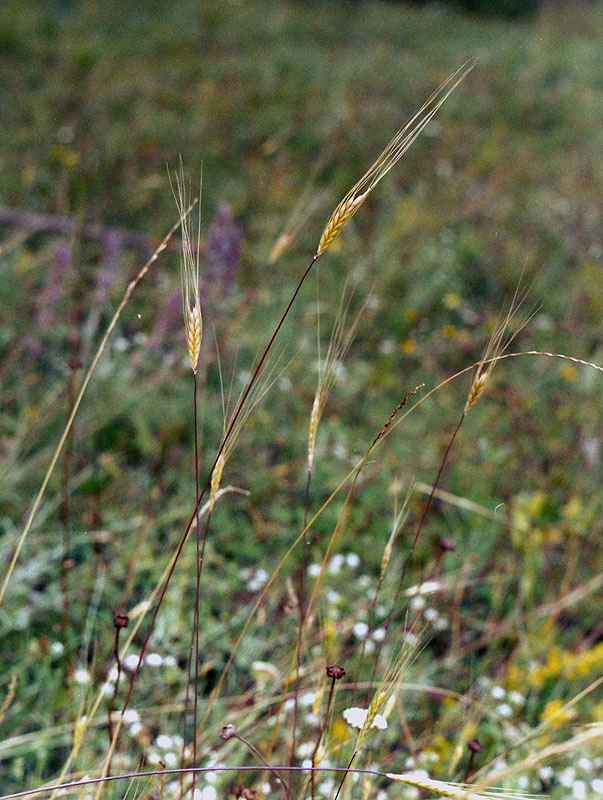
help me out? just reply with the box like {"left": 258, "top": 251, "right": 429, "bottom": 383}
{"left": 316, "top": 59, "right": 476, "bottom": 256}
{"left": 0, "top": 209, "right": 191, "bottom": 610}
{"left": 209, "top": 347, "right": 287, "bottom": 510}
{"left": 308, "top": 283, "right": 363, "bottom": 471}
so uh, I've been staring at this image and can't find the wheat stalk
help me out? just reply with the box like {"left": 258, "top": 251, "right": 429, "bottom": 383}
{"left": 316, "top": 59, "right": 475, "bottom": 256}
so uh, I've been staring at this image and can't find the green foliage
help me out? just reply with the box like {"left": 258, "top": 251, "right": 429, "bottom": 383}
{"left": 0, "top": 1, "right": 601, "bottom": 798}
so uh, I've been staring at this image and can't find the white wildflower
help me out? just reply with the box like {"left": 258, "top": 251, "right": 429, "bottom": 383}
{"left": 343, "top": 707, "right": 387, "bottom": 730}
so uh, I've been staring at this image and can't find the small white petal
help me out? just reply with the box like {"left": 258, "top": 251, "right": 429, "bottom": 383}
{"left": 353, "top": 622, "right": 368, "bottom": 638}
{"left": 343, "top": 707, "right": 367, "bottom": 729}
{"left": 124, "top": 654, "right": 140, "bottom": 670}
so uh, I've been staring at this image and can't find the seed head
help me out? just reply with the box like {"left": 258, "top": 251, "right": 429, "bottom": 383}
{"left": 326, "top": 664, "right": 346, "bottom": 680}
{"left": 316, "top": 60, "right": 475, "bottom": 257}
{"left": 171, "top": 161, "right": 203, "bottom": 374}
{"left": 465, "top": 280, "right": 533, "bottom": 413}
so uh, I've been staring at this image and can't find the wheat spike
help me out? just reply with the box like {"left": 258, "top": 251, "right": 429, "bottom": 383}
{"left": 387, "top": 773, "right": 539, "bottom": 800}
{"left": 316, "top": 59, "right": 475, "bottom": 256}
{"left": 209, "top": 451, "right": 226, "bottom": 512}
{"left": 465, "top": 280, "right": 534, "bottom": 413}
{"left": 171, "top": 160, "right": 203, "bottom": 374}
{"left": 307, "top": 283, "right": 363, "bottom": 471}
{"left": 307, "top": 392, "right": 321, "bottom": 472}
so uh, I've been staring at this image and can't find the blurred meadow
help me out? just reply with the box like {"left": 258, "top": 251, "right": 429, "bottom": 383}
{"left": 0, "top": 1, "right": 602, "bottom": 799}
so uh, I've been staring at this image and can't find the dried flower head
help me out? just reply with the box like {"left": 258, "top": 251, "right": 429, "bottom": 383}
{"left": 326, "top": 664, "right": 346, "bottom": 680}
{"left": 171, "top": 161, "right": 203, "bottom": 374}
{"left": 221, "top": 723, "right": 236, "bottom": 740}
{"left": 316, "top": 59, "right": 475, "bottom": 257}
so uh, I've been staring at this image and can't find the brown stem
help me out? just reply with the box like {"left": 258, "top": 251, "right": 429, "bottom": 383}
{"left": 234, "top": 733, "right": 291, "bottom": 800}
{"left": 191, "top": 372, "right": 201, "bottom": 800}
{"left": 106, "top": 614, "right": 128, "bottom": 774}
{"left": 310, "top": 674, "right": 336, "bottom": 800}
{"left": 333, "top": 751, "right": 357, "bottom": 800}
{"left": 290, "top": 466, "right": 313, "bottom": 767}
{"left": 116, "top": 254, "right": 321, "bottom": 749}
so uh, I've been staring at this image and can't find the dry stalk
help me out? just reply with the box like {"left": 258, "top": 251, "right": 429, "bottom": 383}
{"left": 0, "top": 209, "right": 189, "bottom": 610}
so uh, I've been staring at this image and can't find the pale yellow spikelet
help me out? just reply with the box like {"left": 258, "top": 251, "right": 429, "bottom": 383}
{"left": 361, "top": 774, "right": 374, "bottom": 800}
{"left": 465, "top": 280, "right": 533, "bottom": 413}
{"left": 209, "top": 450, "right": 226, "bottom": 512}
{"left": 268, "top": 231, "right": 292, "bottom": 265}
{"left": 170, "top": 160, "right": 203, "bottom": 374}
{"left": 315, "top": 60, "right": 475, "bottom": 257}
{"left": 307, "top": 283, "right": 363, "bottom": 472}
{"left": 386, "top": 772, "right": 537, "bottom": 800}
{"left": 307, "top": 392, "right": 321, "bottom": 472}
{"left": 186, "top": 303, "right": 202, "bottom": 373}
{"left": 355, "top": 643, "right": 415, "bottom": 751}
{"left": 380, "top": 484, "right": 413, "bottom": 580}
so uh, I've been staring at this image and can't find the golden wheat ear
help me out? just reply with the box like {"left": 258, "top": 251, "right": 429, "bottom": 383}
{"left": 465, "top": 280, "right": 535, "bottom": 413}
{"left": 316, "top": 58, "right": 476, "bottom": 257}
{"left": 170, "top": 159, "right": 203, "bottom": 373}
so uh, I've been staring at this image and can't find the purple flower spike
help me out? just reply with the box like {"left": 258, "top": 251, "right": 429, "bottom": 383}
{"left": 206, "top": 202, "right": 242, "bottom": 300}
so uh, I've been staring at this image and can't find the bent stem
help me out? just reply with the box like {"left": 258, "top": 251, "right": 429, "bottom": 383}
{"left": 98, "top": 253, "right": 322, "bottom": 794}
{"left": 233, "top": 732, "right": 291, "bottom": 800}
{"left": 0, "top": 212, "right": 190, "bottom": 611}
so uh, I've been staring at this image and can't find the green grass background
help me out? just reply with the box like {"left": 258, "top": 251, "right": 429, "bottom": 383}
{"left": 0, "top": 1, "right": 601, "bottom": 796}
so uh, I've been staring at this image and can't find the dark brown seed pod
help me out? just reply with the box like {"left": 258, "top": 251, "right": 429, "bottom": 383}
{"left": 326, "top": 664, "right": 346, "bottom": 680}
